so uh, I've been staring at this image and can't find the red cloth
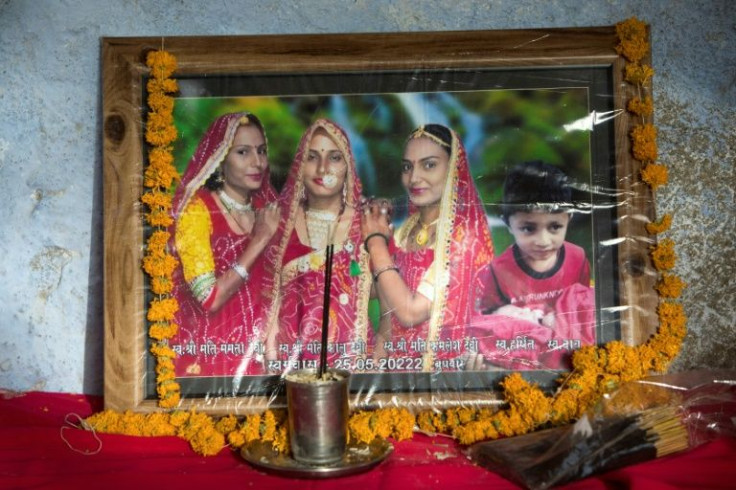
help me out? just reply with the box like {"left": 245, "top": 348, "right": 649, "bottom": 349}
{"left": 2, "top": 391, "right": 735, "bottom": 489}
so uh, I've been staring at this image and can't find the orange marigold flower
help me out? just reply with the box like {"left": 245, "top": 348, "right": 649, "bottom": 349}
{"left": 641, "top": 163, "right": 668, "bottom": 190}
{"left": 146, "top": 124, "right": 178, "bottom": 147}
{"left": 150, "top": 321, "right": 178, "bottom": 341}
{"left": 651, "top": 238, "right": 677, "bottom": 271}
{"left": 627, "top": 96, "right": 654, "bottom": 117}
{"left": 646, "top": 214, "right": 672, "bottom": 235}
{"left": 616, "top": 17, "right": 648, "bottom": 44}
{"left": 147, "top": 92, "right": 175, "bottom": 113}
{"left": 146, "top": 50, "right": 178, "bottom": 79}
{"left": 150, "top": 340, "right": 177, "bottom": 359}
{"left": 148, "top": 297, "right": 179, "bottom": 322}
{"left": 144, "top": 157, "right": 179, "bottom": 189}
{"left": 656, "top": 273, "right": 686, "bottom": 298}
{"left": 149, "top": 146, "right": 175, "bottom": 168}
{"left": 658, "top": 301, "right": 688, "bottom": 339}
{"left": 142, "top": 190, "right": 173, "bottom": 212}
{"left": 147, "top": 77, "right": 179, "bottom": 95}
{"left": 146, "top": 229, "right": 170, "bottom": 252}
{"left": 142, "top": 254, "right": 178, "bottom": 277}
{"left": 150, "top": 276, "right": 174, "bottom": 295}
{"left": 617, "top": 37, "right": 649, "bottom": 63}
{"left": 630, "top": 124, "right": 658, "bottom": 162}
{"left": 146, "top": 208, "right": 175, "bottom": 228}
{"left": 147, "top": 109, "right": 175, "bottom": 131}
{"left": 625, "top": 63, "right": 655, "bottom": 86}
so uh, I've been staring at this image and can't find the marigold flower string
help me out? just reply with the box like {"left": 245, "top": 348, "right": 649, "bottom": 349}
{"left": 142, "top": 49, "right": 181, "bottom": 409}
{"left": 414, "top": 16, "right": 687, "bottom": 445}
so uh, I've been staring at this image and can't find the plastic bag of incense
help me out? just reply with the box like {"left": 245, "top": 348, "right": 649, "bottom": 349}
{"left": 467, "top": 405, "right": 689, "bottom": 489}
{"left": 467, "top": 370, "right": 736, "bottom": 489}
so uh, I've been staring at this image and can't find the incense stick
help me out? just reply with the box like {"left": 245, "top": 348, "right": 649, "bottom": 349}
{"left": 318, "top": 238, "right": 335, "bottom": 379}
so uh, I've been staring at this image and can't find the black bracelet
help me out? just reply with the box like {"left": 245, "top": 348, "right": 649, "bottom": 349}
{"left": 363, "top": 232, "right": 389, "bottom": 252}
{"left": 372, "top": 264, "right": 400, "bottom": 282}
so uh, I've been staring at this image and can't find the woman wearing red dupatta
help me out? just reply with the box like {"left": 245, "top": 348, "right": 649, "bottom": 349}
{"left": 169, "top": 112, "right": 279, "bottom": 377}
{"left": 362, "top": 124, "right": 495, "bottom": 372}
{"left": 263, "top": 119, "right": 372, "bottom": 373}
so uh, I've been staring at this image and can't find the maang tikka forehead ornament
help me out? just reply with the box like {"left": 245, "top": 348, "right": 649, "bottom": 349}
{"left": 408, "top": 125, "right": 451, "bottom": 149}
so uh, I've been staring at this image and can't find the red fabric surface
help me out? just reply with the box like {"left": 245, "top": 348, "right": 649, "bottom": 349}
{"left": 2, "top": 391, "right": 735, "bottom": 489}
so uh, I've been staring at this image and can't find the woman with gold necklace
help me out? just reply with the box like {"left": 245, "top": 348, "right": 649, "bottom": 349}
{"left": 362, "top": 124, "right": 495, "bottom": 372}
{"left": 264, "top": 119, "right": 372, "bottom": 373}
{"left": 169, "top": 112, "right": 280, "bottom": 378}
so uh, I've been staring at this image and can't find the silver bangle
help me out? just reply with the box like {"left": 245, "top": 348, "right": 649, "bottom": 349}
{"left": 231, "top": 262, "right": 249, "bottom": 281}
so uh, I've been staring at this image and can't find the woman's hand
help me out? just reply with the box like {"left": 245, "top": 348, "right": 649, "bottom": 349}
{"left": 361, "top": 198, "right": 393, "bottom": 244}
{"left": 252, "top": 202, "right": 280, "bottom": 242}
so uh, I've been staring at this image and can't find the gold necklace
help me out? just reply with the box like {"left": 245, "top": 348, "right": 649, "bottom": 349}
{"left": 415, "top": 217, "right": 439, "bottom": 247}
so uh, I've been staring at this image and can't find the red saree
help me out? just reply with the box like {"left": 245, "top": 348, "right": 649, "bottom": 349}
{"left": 168, "top": 113, "right": 278, "bottom": 377}
{"left": 264, "top": 119, "right": 372, "bottom": 372}
{"left": 386, "top": 128, "right": 495, "bottom": 372}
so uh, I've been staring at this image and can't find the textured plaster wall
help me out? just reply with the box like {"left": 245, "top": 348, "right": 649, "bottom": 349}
{"left": 0, "top": 0, "right": 733, "bottom": 395}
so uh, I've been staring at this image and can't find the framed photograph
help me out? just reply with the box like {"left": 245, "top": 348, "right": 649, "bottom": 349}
{"left": 103, "top": 27, "right": 658, "bottom": 414}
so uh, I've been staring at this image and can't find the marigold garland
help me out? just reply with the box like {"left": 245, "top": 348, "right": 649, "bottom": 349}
{"left": 142, "top": 49, "right": 181, "bottom": 409}
{"left": 85, "top": 20, "right": 688, "bottom": 458}
{"left": 413, "top": 16, "right": 687, "bottom": 445}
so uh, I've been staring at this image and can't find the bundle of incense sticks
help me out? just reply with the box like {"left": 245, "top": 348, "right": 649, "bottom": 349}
{"left": 318, "top": 235, "right": 335, "bottom": 379}
{"left": 468, "top": 406, "right": 690, "bottom": 489}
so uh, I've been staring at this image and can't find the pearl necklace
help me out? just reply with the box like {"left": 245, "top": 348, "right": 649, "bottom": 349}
{"left": 218, "top": 190, "right": 252, "bottom": 213}
{"left": 305, "top": 208, "right": 338, "bottom": 249}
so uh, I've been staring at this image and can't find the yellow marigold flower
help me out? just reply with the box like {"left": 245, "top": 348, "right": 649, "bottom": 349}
{"left": 627, "top": 96, "right": 654, "bottom": 117}
{"left": 146, "top": 50, "right": 178, "bottom": 80}
{"left": 147, "top": 297, "right": 179, "bottom": 322}
{"left": 144, "top": 158, "right": 179, "bottom": 189}
{"left": 166, "top": 411, "right": 188, "bottom": 427}
{"left": 146, "top": 124, "right": 178, "bottom": 147}
{"left": 150, "top": 340, "right": 177, "bottom": 359}
{"left": 149, "top": 146, "right": 175, "bottom": 168}
{"left": 656, "top": 273, "right": 686, "bottom": 298}
{"left": 658, "top": 301, "right": 688, "bottom": 338}
{"left": 616, "top": 17, "right": 647, "bottom": 40}
{"left": 630, "top": 124, "right": 658, "bottom": 162}
{"left": 646, "top": 214, "right": 672, "bottom": 235}
{"left": 651, "top": 238, "right": 677, "bottom": 271}
{"left": 143, "top": 254, "right": 178, "bottom": 278}
{"left": 146, "top": 229, "right": 170, "bottom": 252}
{"left": 142, "top": 190, "right": 173, "bottom": 212}
{"left": 415, "top": 411, "right": 436, "bottom": 433}
{"left": 242, "top": 413, "right": 261, "bottom": 443}
{"left": 157, "top": 379, "right": 180, "bottom": 399}
{"left": 150, "top": 276, "right": 174, "bottom": 295}
{"left": 190, "top": 428, "right": 226, "bottom": 456}
{"left": 147, "top": 92, "right": 174, "bottom": 113}
{"left": 641, "top": 163, "right": 668, "bottom": 190}
{"left": 147, "top": 76, "right": 179, "bottom": 94}
{"left": 215, "top": 414, "right": 239, "bottom": 435}
{"left": 159, "top": 392, "right": 181, "bottom": 408}
{"left": 616, "top": 36, "right": 650, "bottom": 63}
{"left": 604, "top": 341, "right": 628, "bottom": 374}
{"left": 146, "top": 208, "right": 175, "bottom": 227}
{"left": 228, "top": 430, "right": 246, "bottom": 449}
{"left": 272, "top": 425, "right": 290, "bottom": 454}
{"left": 261, "top": 410, "right": 277, "bottom": 441}
{"left": 570, "top": 345, "right": 601, "bottom": 371}
{"left": 625, "top": 63, "right": 655, "bottom": 86}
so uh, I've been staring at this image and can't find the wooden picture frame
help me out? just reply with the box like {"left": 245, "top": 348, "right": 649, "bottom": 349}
{"left": 102, "top": 26, "right": 657, "bottom": 414}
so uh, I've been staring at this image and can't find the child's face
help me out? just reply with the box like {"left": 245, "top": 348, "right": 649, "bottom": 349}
{"left": 508, "top": 211, "right": 570, "bottom": 270}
